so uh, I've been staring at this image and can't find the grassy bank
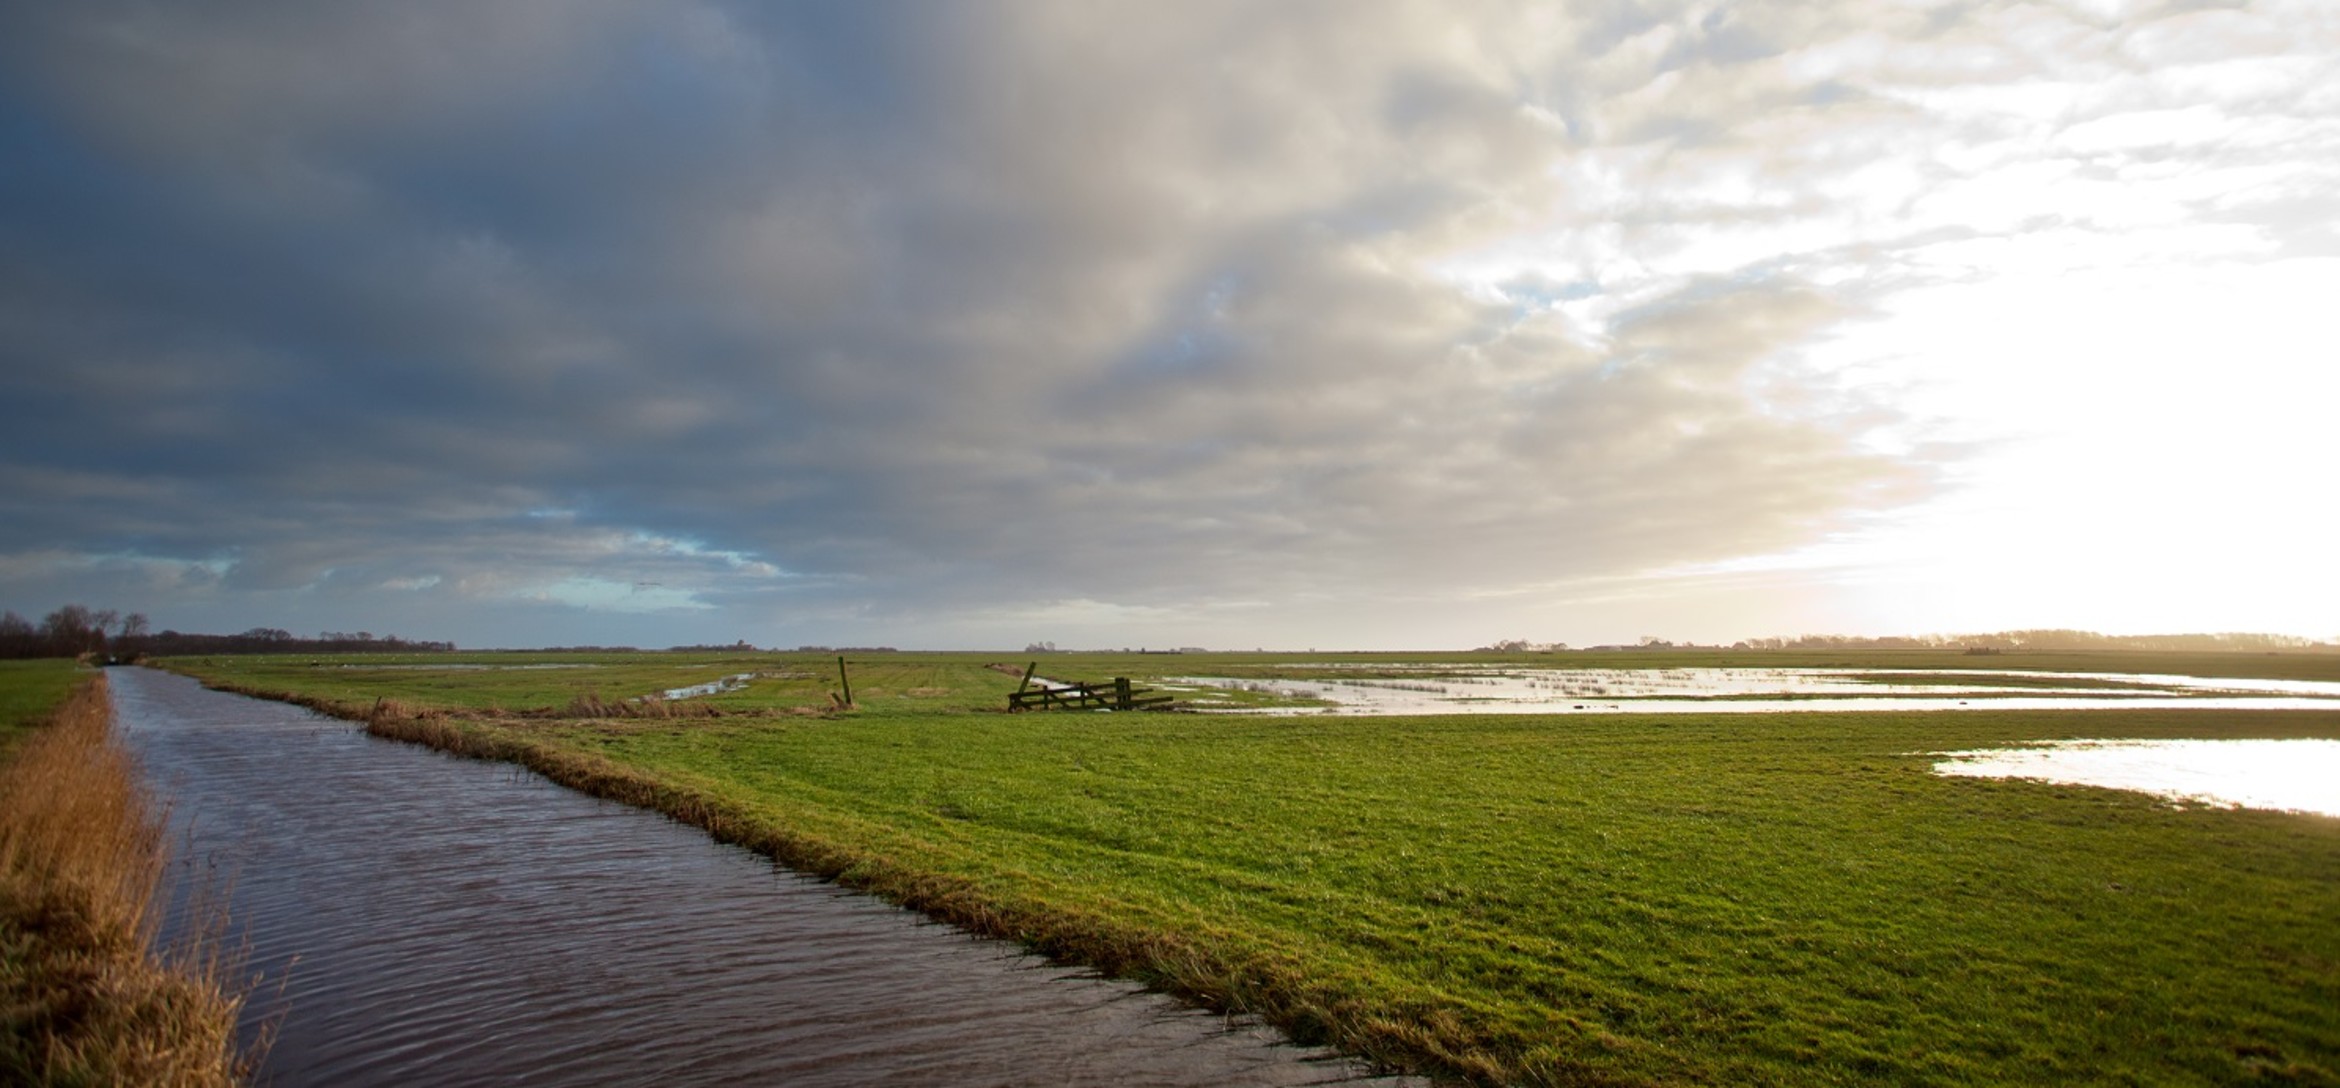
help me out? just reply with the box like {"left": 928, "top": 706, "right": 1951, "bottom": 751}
{"left": 0, "top": 661, "right": 82, "bottom": 753}
{"left": 0, "top": 669, "right": 255, "bottom": 1086}
{"left": 163, "top": 653, "right": 2340, "bottom": 1085}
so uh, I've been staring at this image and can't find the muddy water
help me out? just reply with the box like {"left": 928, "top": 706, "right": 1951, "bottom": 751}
{"left": 111, "top": 669, "right": 1407, "bottom": 1087}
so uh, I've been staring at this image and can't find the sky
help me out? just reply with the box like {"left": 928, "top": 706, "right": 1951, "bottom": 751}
{"left": 2, "top": 0, "right": 2334, "bottom": 651}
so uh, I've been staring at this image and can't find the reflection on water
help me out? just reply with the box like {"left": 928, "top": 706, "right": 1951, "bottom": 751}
{"left": 656, "top": 671, "right": 756, "bottom": 699}
{"left": 1932, "top": 739, "right": 2340, "bottom": 817}
{"left": 112, "top": 668, "right": 1411, "bottom": 1087}
{"left": 1170, "top": 667, "right": 2340, "bottom": 715}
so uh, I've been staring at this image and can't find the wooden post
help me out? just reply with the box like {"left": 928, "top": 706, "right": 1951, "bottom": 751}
{"left": 1114, "top": 677, "right": 1132, "bottom": 710}
{"left": 837, "top": 655, "right": 854, "bottom": 708}
{"left": 1018, "top": 661, "right": 1037, "bottom": 695}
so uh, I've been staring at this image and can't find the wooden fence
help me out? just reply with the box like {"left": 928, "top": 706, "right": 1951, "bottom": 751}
{"left": 1006, "top": 670, "right": 1174, "bottom": 713}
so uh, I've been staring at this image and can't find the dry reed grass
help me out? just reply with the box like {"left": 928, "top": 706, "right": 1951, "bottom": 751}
{"left": 0, "top": 676, "right": 258, "bottom": 1086}
{"left": 560, "top": 693, "right": 720, "bottom": 719}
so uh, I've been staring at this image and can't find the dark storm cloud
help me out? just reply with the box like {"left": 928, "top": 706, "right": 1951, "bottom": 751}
{"left": 41, "top": 1, "right": 2299, "bottom": 644}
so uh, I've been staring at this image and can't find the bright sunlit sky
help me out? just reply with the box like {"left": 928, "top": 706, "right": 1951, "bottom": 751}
{"left": 2, "top": 1, "right": 2334, "bottom": 650}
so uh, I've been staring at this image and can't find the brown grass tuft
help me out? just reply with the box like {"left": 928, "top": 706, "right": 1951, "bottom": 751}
{"left": 559, "top": 693, "right": 721, "bottom": 720}
{"left": 0, "top": 676, "right": 260, "bottom": 1085}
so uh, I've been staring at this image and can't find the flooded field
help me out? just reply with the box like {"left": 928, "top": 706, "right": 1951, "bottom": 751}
{"left": 1933, "top": 738, "right": 2340, "bottom": 817}
{"left": 1168, "top": 666, "right": 2340, "bottom": 819}
{"left": 1169, "top": 666, "right": 2340, "bottom": 715}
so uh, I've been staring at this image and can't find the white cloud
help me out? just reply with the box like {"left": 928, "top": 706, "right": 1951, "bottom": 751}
{"left": 2, "top": 1, "right": 2334, "bottom": 646}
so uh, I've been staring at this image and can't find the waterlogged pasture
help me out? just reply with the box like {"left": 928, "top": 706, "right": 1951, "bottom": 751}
{"left": 1170, "top": 666, "right": 2340, "bottom": 715}
{"left": 163, "top": 651, "right": 2340, "bottom": 1085}
{"left": 173, "top": 647, "right": 2340, "bottom": 719}
{"left": 1936, "top": 738, "right": 2340, "bottom": 817}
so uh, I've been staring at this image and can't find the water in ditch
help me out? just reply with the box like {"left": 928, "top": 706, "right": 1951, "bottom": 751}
{"left": 110, "top": 668, "right": 1410, "bottom": 1087}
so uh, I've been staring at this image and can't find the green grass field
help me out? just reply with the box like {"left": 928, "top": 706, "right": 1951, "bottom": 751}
{"left": 159, "top": 650, "right": 2340, "bottom": 1085}
{"left": 0, "top": 659, "right": 82, "bottom": 752}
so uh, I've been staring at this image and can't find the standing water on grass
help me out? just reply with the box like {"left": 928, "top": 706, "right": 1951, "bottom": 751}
{"left": 113, "top": 668, "right": 1410, "bottom": 1087}
{"left": 1933, "top": 738, "right": 2340, "bottom": 817}
{"left": 1170, "top": 667, "right": 2340, "bottom": 715}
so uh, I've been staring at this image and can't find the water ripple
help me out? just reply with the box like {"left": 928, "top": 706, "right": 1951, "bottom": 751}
{"left": 113, "top": 668, "right": 1409, "bottom": 1087}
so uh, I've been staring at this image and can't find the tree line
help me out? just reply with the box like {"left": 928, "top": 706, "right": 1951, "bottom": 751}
{"left": 0, "top": 604, "right": 454, "bottom": 660}
{"left": 1728, "top": 629, "right": 2336, "bottom": 652}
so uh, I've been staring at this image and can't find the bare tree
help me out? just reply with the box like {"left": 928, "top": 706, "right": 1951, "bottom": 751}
{"left": 0, "top": 611, "right": 33, "bottom": 656}
{"left": 41, "top": 605, "right": 104, "bottom": 654}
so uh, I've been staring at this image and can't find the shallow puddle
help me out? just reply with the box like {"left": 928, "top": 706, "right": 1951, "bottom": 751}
{"left": 658, "top": 671, "right": 757, "bottom": 699}
{"left": 1932, "top": 738, "right": 2340, "bottom": 817}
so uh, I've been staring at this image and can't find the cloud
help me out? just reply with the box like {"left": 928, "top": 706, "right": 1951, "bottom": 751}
{"left": 2, "top": 1, "right": 2331, "bottom": 645}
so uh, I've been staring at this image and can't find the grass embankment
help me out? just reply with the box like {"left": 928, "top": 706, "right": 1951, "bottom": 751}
{"left": 0, "top": 664, "right": 254, "bottom": 1086}
{"left": 163, "top": 652, "right": 2340, "bottom": 1085}
{"left": 0, "top": 661, "right": 82, "bottom": 754}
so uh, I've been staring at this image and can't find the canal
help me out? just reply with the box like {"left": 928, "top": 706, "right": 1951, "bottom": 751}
{"left": 112, "top": 668, "right": 1405, "bottom": 1086}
